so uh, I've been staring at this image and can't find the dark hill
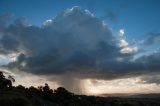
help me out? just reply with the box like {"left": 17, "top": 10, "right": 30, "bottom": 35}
{"left": 0, "top": 85, "right": 160, "bottom": 106}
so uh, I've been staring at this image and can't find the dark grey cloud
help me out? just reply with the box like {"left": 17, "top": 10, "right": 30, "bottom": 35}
{"left": 0, "top": 13, "right": 12, "bottom": 29}
{"left": 143, "top": 32, "right": 160, "bottom": 45}
{"left": 136, "top": 51, "right": 160, "bottom": 71}
{"left": 0, "top": 6, "right": 160, "bottom": 92}
{"left": 0, "top": 34, "right": 19, "bottom": 54}
{"left": 140, "top": 74, "right": 160, "bottom": 84}
{"left": 1, "top": 7, "right": 121, "bottom": 75}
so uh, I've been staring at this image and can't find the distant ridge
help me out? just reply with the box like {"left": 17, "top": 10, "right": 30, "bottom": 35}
{"left": 100, "top": 93, "right": 160, "bottom": 98}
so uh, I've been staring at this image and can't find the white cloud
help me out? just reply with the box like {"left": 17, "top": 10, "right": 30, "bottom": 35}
{"left": 119, "top": 29, "right": 125, "bottom": 37}
{"left": 120, "top": 46, "right": 138, "bottom": 54}
{"left": 118, "top": 39, "right": 128, "bottom": 47}
{"left": 43, "top": 19, "right": 53, "bottom": 26}
{"left": 0, "top": 53, "right": 18, "bottom": 65}
{"left": 84, "top": 9, "right": 94, "bottom": 17}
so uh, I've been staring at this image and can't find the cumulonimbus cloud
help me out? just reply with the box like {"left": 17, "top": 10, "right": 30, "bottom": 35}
{"left": 0, "top": 7, "right": 160, "bottom": 91}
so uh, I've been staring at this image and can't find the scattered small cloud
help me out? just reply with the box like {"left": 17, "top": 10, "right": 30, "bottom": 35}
{"left": 119, "top": 29, "right": 125, "bottom": 37}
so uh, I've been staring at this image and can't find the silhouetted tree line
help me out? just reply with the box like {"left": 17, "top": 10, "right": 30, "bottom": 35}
{"left": 1, "top": 71, "right": 160, "bottom": 106}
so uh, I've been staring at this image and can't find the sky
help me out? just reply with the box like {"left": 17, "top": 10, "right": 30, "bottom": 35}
{"left": 0, "top": 0, "right": 160, "bottom": 95}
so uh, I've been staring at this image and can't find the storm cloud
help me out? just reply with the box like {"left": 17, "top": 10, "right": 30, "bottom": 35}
{"left": 0, "top": 6, "right": 160, "bottom": 92}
